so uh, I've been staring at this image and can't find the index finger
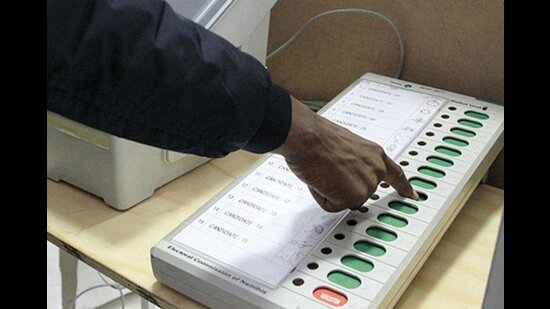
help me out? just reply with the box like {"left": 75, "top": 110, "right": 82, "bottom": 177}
{"left": 382, "top": 155, "right": 419, "bottom": 200}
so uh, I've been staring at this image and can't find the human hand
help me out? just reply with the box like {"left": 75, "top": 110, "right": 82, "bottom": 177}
{"left": 274, "top": 96, "right": 418, "bottom": 212}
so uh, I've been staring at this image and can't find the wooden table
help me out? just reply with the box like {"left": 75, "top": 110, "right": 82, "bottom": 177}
{"left": 47, "top": 151, "right": 504, "bottom": 308}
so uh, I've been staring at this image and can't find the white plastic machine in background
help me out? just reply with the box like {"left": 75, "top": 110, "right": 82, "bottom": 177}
{"left": 47, "top": 0, "right": 278, "bottom": 210}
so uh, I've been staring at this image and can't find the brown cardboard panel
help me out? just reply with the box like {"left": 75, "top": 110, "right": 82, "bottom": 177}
{"left": 267, "top": 0, "right": 503, "bottom": 103}
{"left": 267, "top": 0, "right": 504, "bottom": 188}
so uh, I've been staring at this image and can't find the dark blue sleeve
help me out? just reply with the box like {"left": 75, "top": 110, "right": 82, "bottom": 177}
{"left": 47, "top": 0, "right": 291, "bottom": 157}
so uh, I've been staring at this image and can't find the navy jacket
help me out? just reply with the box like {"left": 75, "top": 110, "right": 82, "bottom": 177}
{"left": 47, "top": 0, "right": 291, "bottom": 158}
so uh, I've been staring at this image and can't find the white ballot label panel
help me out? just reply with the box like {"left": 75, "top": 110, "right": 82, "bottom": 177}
{"left": 171, "top": 80, "right": 446, "bottom": 288}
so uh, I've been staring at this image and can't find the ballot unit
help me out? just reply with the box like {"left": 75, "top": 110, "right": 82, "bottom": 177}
{"left": 151, "top": 73, "right": 504, "bottom": 308}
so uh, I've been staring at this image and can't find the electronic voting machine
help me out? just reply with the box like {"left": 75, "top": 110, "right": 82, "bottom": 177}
{"left": 151, "top": 73, "right": 504, "bottom": 308}
{"left": 46, "top": 0, "right": 278, "bottom": 210}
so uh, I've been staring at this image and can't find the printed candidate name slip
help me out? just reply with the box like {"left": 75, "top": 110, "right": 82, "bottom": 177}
{"left": 171, "top": 80, "right": 447, "bottom": 288}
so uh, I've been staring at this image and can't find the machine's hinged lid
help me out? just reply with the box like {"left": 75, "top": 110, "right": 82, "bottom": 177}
{"left": 165, "top": 0, "right": 277, "bottom": 48}
{"left": 166, "top": 0, "right": 234, "bottom": 29}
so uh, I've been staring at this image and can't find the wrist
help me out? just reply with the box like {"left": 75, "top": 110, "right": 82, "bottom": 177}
{"left": 273, "top": 96, "right": 324, "bottom": 162}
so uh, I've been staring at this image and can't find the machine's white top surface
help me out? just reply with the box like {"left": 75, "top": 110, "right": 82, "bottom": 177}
{"left": 171, "top": 79, "right": 445, "bottom": 287}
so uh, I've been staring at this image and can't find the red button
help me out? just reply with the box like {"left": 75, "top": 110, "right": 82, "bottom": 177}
{"left": 313, "top": 287, "right": 348, "bottom": 307}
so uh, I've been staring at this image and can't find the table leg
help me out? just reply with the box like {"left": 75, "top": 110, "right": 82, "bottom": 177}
{"left": 141, "top": 297, "right": 155, "bottom": 309}
{"left": 59, "top": 249, "right": 78, "bottom": 309}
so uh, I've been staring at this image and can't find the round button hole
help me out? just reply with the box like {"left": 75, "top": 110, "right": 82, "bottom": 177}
{"left": 334, "top": 233, "right": 346, "bottom": 240}
{"left": 292, "top": 278, "right": 305, "bottom": 286}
